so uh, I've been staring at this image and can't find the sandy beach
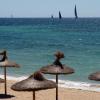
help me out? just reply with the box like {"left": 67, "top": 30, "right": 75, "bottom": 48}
{"left": 0, "top": 80, "right": 100, "bottom": 100}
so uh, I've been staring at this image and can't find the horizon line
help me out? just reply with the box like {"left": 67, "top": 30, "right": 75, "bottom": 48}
{"left": 0, "top": 17, "right": 100, "bottom": 19}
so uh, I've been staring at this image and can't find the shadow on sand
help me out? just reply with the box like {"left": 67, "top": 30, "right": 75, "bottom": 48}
{"left": 0, "top": 94, "right": 15, "bottom": 99}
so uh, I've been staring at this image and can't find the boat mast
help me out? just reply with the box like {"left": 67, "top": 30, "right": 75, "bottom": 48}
{"left": 75, "top": 5, "right": 78, "bottom": 19}
{"left": 59, "top": 11, "right": 62, "bottom": 19}
{"left": 51, "top": 15, "right": 54, "bottom": 19}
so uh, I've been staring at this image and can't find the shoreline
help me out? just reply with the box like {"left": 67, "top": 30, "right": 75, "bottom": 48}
{"left": 0, "top": 74, "right": 100, "bottom": 92}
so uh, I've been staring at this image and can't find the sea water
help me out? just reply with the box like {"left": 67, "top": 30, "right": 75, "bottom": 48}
{"left": 0, "top": 18, "right": 100, "bottom": 91}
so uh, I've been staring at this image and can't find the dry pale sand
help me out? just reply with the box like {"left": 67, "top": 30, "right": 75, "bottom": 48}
{"left": 0, "top": 80, "right": 100, "bottom": 100}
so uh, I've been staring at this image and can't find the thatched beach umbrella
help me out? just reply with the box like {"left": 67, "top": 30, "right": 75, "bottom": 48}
{"left": 0, "top": 50, "right": 5, "bottom": 61}
{"left": 11, "top": 71, "right": 57, "bottom": 100}
{"left": 40, "top": 51, "right": 75, "bottom": 100}
{"left": 88, "top": 71, "right": 100, "bottom": 81}
{"left": 0, "top": 78, "right": 4, "bottom": 83}
{"left": 0, "top": 50, "right": 20, "bottom": 95}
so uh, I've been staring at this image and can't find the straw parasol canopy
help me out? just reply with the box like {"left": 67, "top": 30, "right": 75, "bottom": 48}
{"left": 88, "top": 71, "right": 100, "bottom": 81}
{"left": 0, "top": 50, "right": 20, "bottom": 67}
{"left": 0, "top": 50, "right": 5, "bottom": 62}
{"left": 0, "top": 50, "right": 20, "bottom": 95}
{"left": 0, "top": 78, "right": 4, "bottom": 83}
{"left": 40, "top": 51, "right": 75, "bottom": 100}
{"left": 11, "top": 71, "right": 57, "bottom": 100}
{"left": 40, "top": 64, "right": 74, "bottom": 75}
{"left": 40, "top": 51, "right": 74, "bottom": 75}
{"left": 0, "top": 59, "right": 20, "bottom": 68}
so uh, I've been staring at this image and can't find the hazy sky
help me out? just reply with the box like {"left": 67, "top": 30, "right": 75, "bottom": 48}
{"left": 0, "top": 0, "right": 100, "bottom": 18}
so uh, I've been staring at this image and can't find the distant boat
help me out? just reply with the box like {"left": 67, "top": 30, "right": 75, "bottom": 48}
{"left": 51, "top": 15, "right": 54, "bottom": 19}
{"left": 59, "top": 11, "right": 62, "bottom": 19}
{"left": 74, "top": 5, "right": 78, "bottom": 19}
{"left": 11, "top": 14, "right": 14, "bottom": 18}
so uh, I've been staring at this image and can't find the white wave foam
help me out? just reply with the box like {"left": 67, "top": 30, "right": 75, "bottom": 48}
{"left": 51, "top": 79, "right": 100, "bottom": 92}
{"left": 0, "top": 74, "right": 28, "bottom": 81}
{"left": 0, "top": 75, "right": 100, "bottom": 92}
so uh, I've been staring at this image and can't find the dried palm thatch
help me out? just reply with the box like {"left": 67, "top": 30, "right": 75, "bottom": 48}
{"left": 0, "top": 78, "right": 4, "bottom": 83}
{"left": 88, "top": 71, "right": 100, "bottom": 81}
{"left": 40, "top": 64, "right": 74, "bottom": 75}
{"left": 40, "top": 51, "right": 74, "bottom": 74}
{"left": 11, "top": 71, "right": 56, "bottom": 91}
{"left": 11, "top": 71, "right": 57, "bottom": 100}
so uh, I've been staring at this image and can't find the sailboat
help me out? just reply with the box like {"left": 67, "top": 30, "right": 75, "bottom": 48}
{"left": 11, "top": 14, "right": 14, "bottom": 18}
{"left": 59, "top": 11, "right": 62, "bottom": 19}
{"left": 75, "top": 5, "right": 78, "bottom": 19}
{"left": 51, "top": 15, "right": 54, "bottom": 19}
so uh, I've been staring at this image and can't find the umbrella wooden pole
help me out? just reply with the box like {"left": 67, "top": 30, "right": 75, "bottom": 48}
{"left": 4, "top": 66, "right": 7, "bottom": 95}
{"left": 56, "top": 74, "right": 58, "bottom": 100}
{"left": 33, "top": 91, "right": 35, "bottom": 100}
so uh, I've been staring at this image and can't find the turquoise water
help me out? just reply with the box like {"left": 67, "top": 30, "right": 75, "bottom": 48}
{"left": 0, "top": 18, "right": 100, "bottom": 83}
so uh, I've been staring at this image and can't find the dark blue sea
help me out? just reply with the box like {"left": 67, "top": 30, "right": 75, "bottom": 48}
{"left": 0, "top": 18, "right": 100, "bottom": 91}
